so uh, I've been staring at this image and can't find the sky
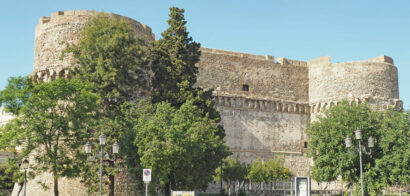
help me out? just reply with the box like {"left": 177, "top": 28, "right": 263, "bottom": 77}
{"left": 0, "top": 0, "right": 409, "bottom": 109}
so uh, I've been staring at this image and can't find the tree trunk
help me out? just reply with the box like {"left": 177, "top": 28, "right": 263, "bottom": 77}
{"left": 16, "top": 182, "right": 23, "bottom": 196}
{"left": 54, "top": 178, "right": 59, "bottom": 196}
{"left": 165, "top": 182, "right": 171, "bottom": 196}
{"left": 109, "top": 174, "right": 115, "bottom": 196}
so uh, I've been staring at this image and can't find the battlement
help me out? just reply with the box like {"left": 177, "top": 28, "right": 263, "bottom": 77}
{"left": 307, "top": 55, "right": 395, "bottom": 67}
{"left": 201, "top": 48, "right": 275, "bottom": 62}
{"left": 366, "top": 55, "right": 394, "bottom": 65}
{"left": 34, "top": 10, "right": 155, "bottom": 73}
{"left": 277, "top": 57, "right": 307, "bottom": 66}
{"left": 38, "top": 10, "right": 153, "bottom": 33}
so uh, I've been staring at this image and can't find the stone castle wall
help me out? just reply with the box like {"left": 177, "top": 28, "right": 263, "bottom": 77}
{"left": 8, "top": 10, "right": 402, "bottom": 195}
{"left": 33, "top": 10, "right": 155, "bottom": 82}
{"left": 197, "top": 48, "right": 309, "bottom": 103}
{"left": 308, "top": 55, "right": 399, "bottom": 106}
{"left": 196, "top": 48, "right": 312, "bottom": 177}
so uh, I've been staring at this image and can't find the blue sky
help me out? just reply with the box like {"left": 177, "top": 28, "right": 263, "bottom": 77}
{"left": 0, "top": 0, "right": 409, "bottom": 109}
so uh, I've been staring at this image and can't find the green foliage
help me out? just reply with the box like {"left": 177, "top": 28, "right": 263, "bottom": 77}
{"left": 247, "top": 157, "right": 290, "bottom": 184}
{"left": 0, "top": 78, "right": 99, "bottom": 195}
{"left": 0, "top": 165, "right": 13, "bottom": 190}
{"left": 307, "top": 101, "right": 410, "bottom": 195}
{"left": 123, "top": 100, "right": 229, "bottom": 193}
{"left": 248, "top": 158, "right": 264, "bottom": 184}
{"left": 214, "top": 157, "right": 248, "bottom": 183}
{"left": 0, "top": 76, "right": 32, "bottom": 115}
{"left": 65, "top": 13, "right": 150, "bottom": 113}
{"left": 373, "top": 110, "right": 410, "bottom": 186}
{"left": 0, "top": 159, "right": 24, "bottom": 191}
{"left": 263, "top": 158, "right": 291, "bottom": 183}
{"left": 214, "top": 157, "right": 249, "bottom": 194}
{"left": 151, "top": 7, "right": 200, "bottom": 107}
{"left": 150, "top": 7, "right": 221, "bottom": 127}
{"left": 64, "top": 13, "right": 151, "bottom": 194}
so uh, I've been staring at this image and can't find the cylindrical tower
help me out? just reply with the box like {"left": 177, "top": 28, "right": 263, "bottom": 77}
{"left": 308, "top": 55, "right": 402, "bottom": 113}
{"left": 11, "top": 10, "right": 154, "bottom": 196}
{"left": 33, "top": 10, "right": 155, "bottom": 81}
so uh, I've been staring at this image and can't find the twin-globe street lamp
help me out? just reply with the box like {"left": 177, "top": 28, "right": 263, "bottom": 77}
{"left": 85, "top": 134, "right": 119, "bottom": 196}
{"left": 21, "top": 159, "right": 29, "bottom": 196}
{"left": 345, "top": 128, "right": 374, "bottom": 196}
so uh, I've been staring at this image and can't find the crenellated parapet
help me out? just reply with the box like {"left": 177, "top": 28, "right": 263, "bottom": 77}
{"left": 309, "top": 95, "right": 403, "bottom": 114}
{"left": 308, "top": 55, "right": 399, "bottom": 114}
{"left": 34, "top": 10, "right": 154, "bottom": 73}
{"left": 213, "top": 95, "right": 310, "bottom": 114}
{"left": 31, "top": 68, "right": 71, "bottom": 83}
{"left": 200, "top": 48, "right": 275, "bottom": 62}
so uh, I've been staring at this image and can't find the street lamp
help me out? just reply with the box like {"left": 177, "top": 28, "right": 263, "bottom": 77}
{"left": 85, "top": 134, "right": 119, "bottom": 196}
{"left": 345, "top": 128, "right": 374, "bottom": 196}
{"left": 22, "top": 159, "right": 29, "bottom": 196}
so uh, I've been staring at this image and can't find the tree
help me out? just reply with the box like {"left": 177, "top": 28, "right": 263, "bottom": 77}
{"left": 248, "top": 158, "right": 265, "bottom": 193}
{"left": 0, "top": 76, "right": 32, "bottom": 115}
{"left": 65, "top": 13, "right": 150, "bottom": 111}
{"left": 0, "top": 159, "right": 24, "bottom": 195}
{"left": 124, "top": 100, "right": 229, "bottom": 195}
{"left": 263, "top": 158, "right": 291, "bottom": 194}
{"left": 214, "top": 157, "right": 249, "bottom": 194}
{"left": 150, "top": 7, "right": 221, "bottom": 126}
{"left": 307, "top": 101, "right": 409, "bottom": 195}
{"left": 247, "top": 157, "right": 291, "bottom": 194}
{"left": 0, "top": 77, "right": 99, "bottom": 196}
{"left": 64, "top": 13, "right": 150, "bottom": 195}
{"left": 372, "top": 109, "right": 409, "bottom": 192}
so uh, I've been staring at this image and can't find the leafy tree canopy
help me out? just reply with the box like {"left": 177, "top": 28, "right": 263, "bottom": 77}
{"left": 64, "top": 13, "right": 151, "bottom": 195}
{"left": 0, "top": 76, "right": 32, "bottom": 115}
{"left": 0, "top": 77, "right": 100, "bottom": 196}
{"left": 307, "top": 101, "right": 409, "bottom": 195}
{"left": 65, "top": 13, "right": 150, "bottom": 113}
{"left": 124, "top": 100, "right": 229, "bottom": 194}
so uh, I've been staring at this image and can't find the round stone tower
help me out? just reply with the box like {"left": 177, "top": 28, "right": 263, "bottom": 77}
{"left": 308, "top": 55, "right": 402, "bottom": 114}
{"left": 32, "top": 10, "right": 155, "bottom": 82}
{"left": 12, "top": 10, "right": 154, "bottom": 196}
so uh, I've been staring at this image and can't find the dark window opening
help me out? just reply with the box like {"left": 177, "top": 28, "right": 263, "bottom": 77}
{"left": 304, "top": 141, "right": 308, "bottom": 148}
{"left": 242, "top": 84, "right": 249, "bottom": 91}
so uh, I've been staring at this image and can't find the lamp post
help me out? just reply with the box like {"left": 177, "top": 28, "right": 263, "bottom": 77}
{"left": 345, "top": 128, "right": 374, "bottom": 196}
{"left": 85, "top": 134, "right": 119, "bottom": 196}
{"left": 22, "top": 159, "right": 29, "bottom": 196}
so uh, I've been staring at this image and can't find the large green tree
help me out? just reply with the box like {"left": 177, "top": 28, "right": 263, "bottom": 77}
{"left": 0, "top": 77, "right": 99, "bottom": 196}
{"left": 64, "top": 13, "right": 150, "bottom": 195}
{"left": 372, "top": 109, "right": 409, "bottom": 192}
{"left": 114, "top": 7, "right": 230, "bottom": 195}
{"left": 307, "top": 101, "right": 409, "bottom": 195}
{"left": 150, "top": 7, "right": 221, "bottom": 124}
{"left": 123, "top": 100, "right": 229, "bottom": 195}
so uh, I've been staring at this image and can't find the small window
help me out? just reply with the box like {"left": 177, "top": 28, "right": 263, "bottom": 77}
{"left": 242, "top": 84, "right": 249, "bottom": 91}
{"left": 304, "top": 141, "right": 308, "bottom": 148}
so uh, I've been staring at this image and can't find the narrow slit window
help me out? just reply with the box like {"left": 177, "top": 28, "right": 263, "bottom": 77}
{"left": 304, "top": 141, "right": 308, "bottom": 148}
{"left": 242, "top": 84, "right": 249, "bottom": 91}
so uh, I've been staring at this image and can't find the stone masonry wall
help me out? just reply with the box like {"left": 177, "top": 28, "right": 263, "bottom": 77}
{"left": 196, "top": 48, "right": 312, "bottom": 177}
{"left": 33, "top": 10, "right": 155, "bottom": 82}
{"left": 308, "top": 56, "right": 400, "bottom": 106}
{"left": 197, "top": 48, "right": 309, "bottom": 103}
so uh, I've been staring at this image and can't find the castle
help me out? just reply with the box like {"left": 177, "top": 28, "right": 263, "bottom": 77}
{"left": 5, "top": 10, "right": 402, "bottom": 195}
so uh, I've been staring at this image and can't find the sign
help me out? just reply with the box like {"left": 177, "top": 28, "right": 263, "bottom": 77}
{"left": 295, "top": 176, "right": 311, "bottom": 196}
{"left": 143, "top": 169, "right": 151, "bottom": 182}
{"left": 171, "top": 191, "right": 195, "bottom": 196}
